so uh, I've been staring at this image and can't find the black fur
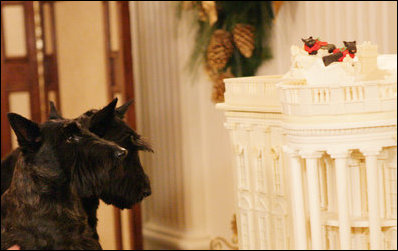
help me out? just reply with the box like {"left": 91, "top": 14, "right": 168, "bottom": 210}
{"left": 1, "top": 99, "right": 152, "bottom": 241}
{"left": 1, "top": 113, "right": 128, "bottom": 249}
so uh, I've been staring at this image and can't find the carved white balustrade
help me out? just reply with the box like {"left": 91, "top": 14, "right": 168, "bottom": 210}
{"left": 278, "top": 80, "right": 396, "bottom": 117}
{"left": 217, "top": 72, "right": 397, "bottom": 250}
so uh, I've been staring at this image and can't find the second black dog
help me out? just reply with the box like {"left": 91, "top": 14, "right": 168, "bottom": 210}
{"left": 1, "top": 99, "right": 152, "bottom": 240}
{"left": 1, "top": 113, "right": 128, "bottom": 249}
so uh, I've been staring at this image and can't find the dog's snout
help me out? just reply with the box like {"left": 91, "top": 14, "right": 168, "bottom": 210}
{"left": 142, "top": 176, "right": 151, "bottom": 197}
{"left": 142, "top": 187, "right": 151, "bottom": 197}
{"left": 115, "top": 148, "right": 128, "bottom": 159}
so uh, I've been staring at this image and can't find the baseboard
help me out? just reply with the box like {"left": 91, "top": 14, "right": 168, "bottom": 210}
{"left": 143, "top": 223, "right": 211, "bottom": 250}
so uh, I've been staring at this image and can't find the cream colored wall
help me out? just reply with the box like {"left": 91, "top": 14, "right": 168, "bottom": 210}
{"left": 3, "top": 4, "right": 27, "bottom": 57}
{"left": 130, "top": 1, "right": 398, "bottom": 249}
{"left": 54, "top": 1, "right": 108, "bottom": 118}
{"left": 54, "top": 2, "right": 116, "bottom": 250}
{"left": 2, "top": 4, "right": 31, "bottom": 149}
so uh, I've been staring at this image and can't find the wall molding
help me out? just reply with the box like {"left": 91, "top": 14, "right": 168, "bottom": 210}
{"left": 143, "top": 223, "right": 210, "bottom": 250}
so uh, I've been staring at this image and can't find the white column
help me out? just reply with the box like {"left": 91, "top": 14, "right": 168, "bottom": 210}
{"left": 301, "top": 150, "right": 323, "bottom": 250}
{"left": 325, "top": 157, "right": 336, "bottom": 213}
{"left": 377, "top": 151, "right": 388, "bottom": 219}
{"left": 329, "top": 149, "right": 351, "bottom": 250}
{"left": 284, "top": 146, "right": 307, "bottom": 249}
{"left": 348, "top": 152, "right": 362, "bottom": 218}
{"left": 130, "top": 2, "right": 212, "bottom": 249}
{"left": 362, "top": 147, "right": 382, "bottom": 250}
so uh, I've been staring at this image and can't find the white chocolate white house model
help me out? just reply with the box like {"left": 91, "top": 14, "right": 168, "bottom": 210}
{"left": 216, "top": 42, "right": 397, "bottom": 250}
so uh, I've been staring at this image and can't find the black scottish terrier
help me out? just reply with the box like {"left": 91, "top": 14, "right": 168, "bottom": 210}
{"left": 1, "top": 112, "right": 129, "bottom": 249}
{"left": 1, "top": 98, "right": 152, "bottom": 240}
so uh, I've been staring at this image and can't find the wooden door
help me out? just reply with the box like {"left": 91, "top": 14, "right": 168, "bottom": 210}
{"left": 1, "top": 1, "right": 41, "bottom": 157}
{"left": 1, "top": 1, "right": 60, "bottom": 158}
{"left": 1, "top": 2, "right": 143, "bottom": 249}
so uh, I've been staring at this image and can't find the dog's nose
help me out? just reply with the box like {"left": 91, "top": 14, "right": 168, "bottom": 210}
{"left": 115, "top": 148, "right": 128, "bottom": 159}
{"left": 142, "top": 187, "right": 151, "bottom": 197}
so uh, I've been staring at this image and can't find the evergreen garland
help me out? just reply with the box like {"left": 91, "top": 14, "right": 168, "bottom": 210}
{"left": 178, "top": 1, "right": 280, "bottom": 102}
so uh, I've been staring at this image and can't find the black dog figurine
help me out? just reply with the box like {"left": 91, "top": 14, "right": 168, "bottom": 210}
{"left": 322, "top": 41, "right": 357, "bottom": 66}
{"left": 302, "top": 36, "right": 336, "bottom": 55}
{"left": 1, "top": 112, "right": 128, "bottom": 249}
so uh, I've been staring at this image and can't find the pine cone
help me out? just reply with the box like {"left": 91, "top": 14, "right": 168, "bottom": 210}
{"left": 205, "top": 64, "right": 218, "bottom": 82}
{"left": 232, "top": 24, "right": 255, "bottom": 58}
{"left": 206, "top": 29, "right": 234, "bottom": 70}
{"left": 211, "top": 70, "right": 234, "bottom": 103}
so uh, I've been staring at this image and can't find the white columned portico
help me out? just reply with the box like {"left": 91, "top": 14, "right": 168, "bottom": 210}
{"left": 284, "top": 146, "right": 307, "bottom": 249}
{"left": 329, "top": 149, "right": 351, "bottom": 250}
{"left": 362, "top": 147, "right": 382, "bottom": 250}
{"left": 217, "top": 42, "right": 396, "bottom": 249}
{"left": 300, "top": 150, "right": 323, "bottom": 250}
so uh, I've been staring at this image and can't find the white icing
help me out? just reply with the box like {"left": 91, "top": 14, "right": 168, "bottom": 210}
{"left": 377, "top": 54, "right": 397, "bottom": 82}
{"left": 283, "top": 43, "right": 397, "bottom": 86}
{"left": 378, "top": 54, "right": 397, "bottom": 70}
{"left": 284, "top": 45, "right": 357, "bottom": 86}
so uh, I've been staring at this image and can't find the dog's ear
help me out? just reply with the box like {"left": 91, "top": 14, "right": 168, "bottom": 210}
{"left": 48, "top": 101, "right": 64, "bottom": 120}
{"left": 301, "top": 38, "right": 306, "bottom": 43}
{"left": 89, "top": 98, "right": 118, "bottom": 137}
{"left": 134, "top": 137, "right": 154, "bottom": 152}
{"left": 130, "top": 131, "right": 153, "bottom": 152}
{"left": 115, "top": 99, "right": 134, "bottom": 119}
{"left": 7, "top": 113, "right": 41, "bottom": 149}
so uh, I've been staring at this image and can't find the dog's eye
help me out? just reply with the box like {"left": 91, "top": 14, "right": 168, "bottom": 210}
{"left": 66, "top": 135, "right": 80, "bottom": 143}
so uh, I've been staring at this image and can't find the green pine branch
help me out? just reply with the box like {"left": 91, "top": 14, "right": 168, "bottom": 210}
{"left": 177, "top": 1, "right": 276, "bottom": 78}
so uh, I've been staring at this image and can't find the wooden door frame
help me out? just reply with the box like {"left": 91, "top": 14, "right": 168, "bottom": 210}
{"left": 1, "top": 1, "right": 42, "bottom": 158}
{"left": 39, "top": 1, "right": 61, "bottom": 116}
{"left": 1, "top": 4, "right": 10, "bottom": 158}
{"left": 103, "top": 1, "right": 143, "bottom": 250}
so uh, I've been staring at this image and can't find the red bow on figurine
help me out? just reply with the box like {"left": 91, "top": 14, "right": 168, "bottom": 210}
{"left": 332, "top": 47, "right": 355, "bottom": 62}
{"left": 304, "top": 40, "right": 328, "bottom": 54}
